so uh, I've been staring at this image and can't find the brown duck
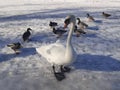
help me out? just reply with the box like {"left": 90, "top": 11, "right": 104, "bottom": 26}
{"left": 7, "top": 42, "right": 22, "bottom": 54}
{"left": 74, "top": 25, "right": 86, "bottom": 37}
{"left": 87, "top": 13, "right": 95, "bottom": 22}
{"left": 77, "top": 18, "right": 88, "bottom": 29}
{"left": 102, "top": 12, "right": 111, "bottom": 18}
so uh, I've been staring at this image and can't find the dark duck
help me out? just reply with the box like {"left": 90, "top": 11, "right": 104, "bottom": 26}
{"left": 7, "top": 42, "right": 22, "bottom": 54}
{"left": 22, "top": 28, "right": 32, "bottom": 42}
{"left": 52, "top": 27, "right": 67, "bottom": 38}
{"left": 49, "top": 21, "right": 58, "bottom": 28}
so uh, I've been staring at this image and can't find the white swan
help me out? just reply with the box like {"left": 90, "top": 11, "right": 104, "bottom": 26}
{"left": 36, "top": 15, "right": 77, "bottom": 81}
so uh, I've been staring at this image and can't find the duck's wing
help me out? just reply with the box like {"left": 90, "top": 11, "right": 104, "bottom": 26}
{"left": 7, "top": 44, "right": 15, "bottom": 47}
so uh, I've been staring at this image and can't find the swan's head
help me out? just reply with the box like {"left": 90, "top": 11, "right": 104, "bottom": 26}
{"left": 64, "top": 15, "right": 76, "bottom": 28}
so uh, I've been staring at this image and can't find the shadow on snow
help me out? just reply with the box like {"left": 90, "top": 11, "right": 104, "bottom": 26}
{"left": 0, "top": 47, "right": 36, "bottom": 62}
{"left": 73, "top": 54, "right": 120, "bottom": 72}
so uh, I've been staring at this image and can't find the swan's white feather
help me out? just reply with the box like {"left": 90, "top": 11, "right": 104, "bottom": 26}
{"left": 36, "top": 43, "right": 66, "bottom": 65}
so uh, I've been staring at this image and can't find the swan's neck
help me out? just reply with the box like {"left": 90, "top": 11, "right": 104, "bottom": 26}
{"left": 66, "top": 22, "right": 75, "bottom": 46}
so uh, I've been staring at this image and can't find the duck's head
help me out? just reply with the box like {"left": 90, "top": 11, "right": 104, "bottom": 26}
{"left": 76, "top": 18, "right": 81, "bottom": 24}
{"left": 86, "top": 13, "right": 90, "bottom": 17}
{"left": 64, "top": 15, "right": 76, "bottom": 28}
{"left": 77, "top": 18, "right": 80, "bottom": 20}
{"left": 15, "top": 42, "right": 22, "bottom": 48}
{"left": 27, "top": 28, "right": 32, "bottom": 31}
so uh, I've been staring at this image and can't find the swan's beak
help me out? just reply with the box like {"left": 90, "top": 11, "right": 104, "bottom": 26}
{"left": 64, "top": 23, "right": 68, "bottom": 28}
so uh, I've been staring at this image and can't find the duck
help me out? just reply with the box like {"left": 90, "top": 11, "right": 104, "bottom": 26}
{"left": 77, "top": 18, "right": 88, "bottom": 29}
{"left": 74, "top": 25, "right": 86, "bottom": 37}
{"left": 86, "top": 13, "right": 95, "bottom": 22}
{"left": 36, "top": 15, "right": 77, "bottom": 81}
{"left": 7, "top": 42, "right": 22, "bottom": 54}
{"left": 102, "top": 12, "right": 111, "bottom": 18}
{"left": 22, "top": 28, "right": 32, "bottom": 42}
{"left": 52, "top": 27, "right": 67, "bottom": 38}
{"left": 49, "top": 21, "right": 58, "bottom": 28}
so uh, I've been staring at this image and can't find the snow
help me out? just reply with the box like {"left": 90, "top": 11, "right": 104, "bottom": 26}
{"left": 0, "top": 0, "right": 120, "bottom": 90}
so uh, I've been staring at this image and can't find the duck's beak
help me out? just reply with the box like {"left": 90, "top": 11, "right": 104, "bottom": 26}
{"left": 30, "top": 29, "right": 33, "bottom": 31}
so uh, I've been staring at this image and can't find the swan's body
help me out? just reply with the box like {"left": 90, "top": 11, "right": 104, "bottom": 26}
{"left": 36, "top": 42, "right": 66, "bottom": 65}
{"left": 36, "top": 15, "right": 77, "bottom": 65}
{"left": 36, "top": 15, "right": 77, "bottom": 81}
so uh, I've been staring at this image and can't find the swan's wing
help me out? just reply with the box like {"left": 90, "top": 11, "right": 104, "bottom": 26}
{"left": 36, "top": 43, "right": 65, "bottom": 65}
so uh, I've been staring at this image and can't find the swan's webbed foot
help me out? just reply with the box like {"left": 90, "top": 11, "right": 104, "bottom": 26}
{"left": 54, "top": 72, "right": 65, "bottom": 81}
{"left": 60, "top": 65, "right": 71, "bottom": 73}
{"left": 52, "top": 66, "right": 65, "bottom": 81}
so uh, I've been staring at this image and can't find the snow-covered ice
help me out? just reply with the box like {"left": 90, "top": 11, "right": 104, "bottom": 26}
{"left": 0, "top": 0, "right": 120, "bottom": 90}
